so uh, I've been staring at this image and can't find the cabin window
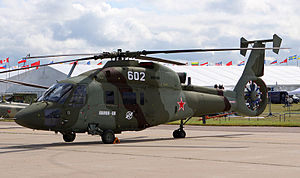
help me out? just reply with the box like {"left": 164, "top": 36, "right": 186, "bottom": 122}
{"left": 105, "top": 91, "right": 114, "bottom": 105}
{"left": 69, "top": 85, "right": 87, "bottom": 107}
{"left": 122, "top": 92, "right": 136, "bottom": 105}
{"left": 140, "top": 92, "right": 144, "bottom": 105}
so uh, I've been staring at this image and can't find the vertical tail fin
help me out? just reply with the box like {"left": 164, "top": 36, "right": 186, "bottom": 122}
{"left": 232, "top": 34, "right": 282, "bottom": 116}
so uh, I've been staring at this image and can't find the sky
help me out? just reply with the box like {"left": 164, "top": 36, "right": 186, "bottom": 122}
{"left": 0, "top": 0, "right": 299, "bottom": 66}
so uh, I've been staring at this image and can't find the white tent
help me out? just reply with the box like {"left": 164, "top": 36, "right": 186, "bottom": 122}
{"left": 52, "top": 64, "right": 300, "bottom": 91}
{"left": 1, "top": 63, "right": 300, "bottom": 95}
{"left": 169, "top": 65, "right": 300, "bottom": 91}
{"left": 288, "top": 88, "right": 300, "bottom": 95}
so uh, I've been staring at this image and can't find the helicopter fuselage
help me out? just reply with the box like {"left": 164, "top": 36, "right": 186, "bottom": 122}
{"left": 15, "top": 60, "right": 230, "bottom": 134}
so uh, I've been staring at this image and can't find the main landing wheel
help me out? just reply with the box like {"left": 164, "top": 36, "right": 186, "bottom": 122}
{"left": 63, "top": 132, "right": 76, "bottom": 142}
{"left": 101, "top": 130, "right": 115, "bottom": 144}
{"left": 173, "top": 118, "right": 190, "bottom": 139}
{"left": 173, "top": 129, "right": 186, "bottom": 138}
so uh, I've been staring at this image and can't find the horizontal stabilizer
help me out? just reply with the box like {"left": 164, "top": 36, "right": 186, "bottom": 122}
{"left": 240, "top": 34, "right": 282, "bottom": 56}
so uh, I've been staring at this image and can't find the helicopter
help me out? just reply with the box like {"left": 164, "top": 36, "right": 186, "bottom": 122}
{"left": 0, "top": 80, "right": 48, "bottom": 118}
{"left": 0, "top": 34, "right": 284, "bottom": 144}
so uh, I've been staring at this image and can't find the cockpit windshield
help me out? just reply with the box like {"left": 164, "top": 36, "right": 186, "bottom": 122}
{"left": 38, "top": 83, "right": 73, "bottom": 103}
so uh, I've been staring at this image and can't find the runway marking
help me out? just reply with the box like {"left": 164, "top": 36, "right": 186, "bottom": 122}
{"left": 0, "top": 131, "right": 54, "bottom": 135}
{"left": 1, "top": 141, "right": 299, "bottom": 169}
{"left": 1, "top": 138, "right": 300, "bottom": 169}
{"left": 2, "top": 131, "right": 300, "bottom": 146}
{"left": 38, "top": 147, "right": 300, "bottom": 169}
{"left": 0, "top": 127, "right": 23, "bottom": 129}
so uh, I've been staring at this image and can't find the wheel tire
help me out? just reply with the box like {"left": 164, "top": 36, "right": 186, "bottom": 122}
{"left": 101, "top": 130, "right": 115, "bottom": 144}
{"left": 173, "top": 129, "right": 186, "bottom": 138}
{"left": 178, "top": 130, "right": 186, "bottom": 138}
{"left": 173, "top": 129, "right": 180, "bottom": 138}
{"left": 63, "top": 132, "right": 76, "bottom": 142}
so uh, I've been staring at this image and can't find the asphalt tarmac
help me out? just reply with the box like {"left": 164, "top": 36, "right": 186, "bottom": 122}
{"left": 1, "top": 122, "right": 300, "bottom": 178}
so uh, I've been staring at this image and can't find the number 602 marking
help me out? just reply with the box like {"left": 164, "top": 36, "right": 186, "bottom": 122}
{"left": 127, "top": 71, "right": 145, "bottom": 81}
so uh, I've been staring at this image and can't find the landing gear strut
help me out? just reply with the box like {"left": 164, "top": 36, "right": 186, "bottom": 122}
{"left": 173, "top": 117, "right": 191, "bottom": 138}
{"left": 62, "top": 132, "right": 76, "bottom": 142}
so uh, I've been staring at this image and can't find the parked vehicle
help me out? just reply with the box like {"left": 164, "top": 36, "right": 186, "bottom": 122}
{"left": 290, "top": 95, "right": 299, "bottom": 104}
{"left": 268, "top": 91, "right": 288, "bottom": 104}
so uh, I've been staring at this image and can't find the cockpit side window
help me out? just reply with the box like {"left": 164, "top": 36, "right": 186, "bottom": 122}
{"left": 69, "top": 85, "right": 87, "bottom": 107}
{"left": 38, "top": 83, "right": 73, "bottom": 103}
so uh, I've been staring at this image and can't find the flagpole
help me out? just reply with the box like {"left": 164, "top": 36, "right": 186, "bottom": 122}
{"left": 5, "top": 67, "right": 7, "bottom": 92}
{"left": 8, "top": 59, "right": 10, "bottom": 79}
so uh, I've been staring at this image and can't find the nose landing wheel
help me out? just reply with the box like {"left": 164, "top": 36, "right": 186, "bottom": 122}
{"left": 62, "top": 132, "right": 76, "bottom": 142}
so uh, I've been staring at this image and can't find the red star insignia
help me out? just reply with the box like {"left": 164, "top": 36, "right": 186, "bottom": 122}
{"left": 177, "top": 97, "right": 186, "bottom": 111}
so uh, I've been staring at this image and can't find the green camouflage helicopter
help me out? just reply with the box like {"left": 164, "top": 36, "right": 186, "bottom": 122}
{"left": 0, "top": 34, "right": 283, "bottom": 144}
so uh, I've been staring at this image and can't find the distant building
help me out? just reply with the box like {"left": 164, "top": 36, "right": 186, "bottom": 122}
{"left": 0, "top": 66, "right": 67, "bottom": 96}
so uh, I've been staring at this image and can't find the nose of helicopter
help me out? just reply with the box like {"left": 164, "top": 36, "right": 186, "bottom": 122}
{"left": 15, "top": 107, "right": 36, "bottom": 129}
{"left": 15, "top": 103, "right": 46, "bottom": 129}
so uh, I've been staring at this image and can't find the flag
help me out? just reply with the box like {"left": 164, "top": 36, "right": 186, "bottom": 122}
{"left": 280, "top": 58, "right": 287, "bottom": 64}
{"left": 18, "top": 59, "right": 27, "bottom": 64}
{"left": 97, "top": 62, "right": 102, "bottom": 65}
{"left": 31, "top": 61, "right": 40, "bottom": 69}
{"left": 21, "top": 65, "right": 29, "bottom": 68}
{"left": 200, "top": 62, "right": 208, "bottom": 66}
{"left": 87, "top": 61, "right": 91, "bottom": 65}
{"left": 0, "top": 57, "right": 9, "bottom": 64}
{"left": 270, "top": 60, "right": 277, "bottom": 64}
{"left": 191, "top": 62, "right": 199, "bottom": 66}
{"left": 288, "top": 56, "right": 293, "bottom": 61}
{"left": 226, "top": 61, "right": 232, "bottom": 66}
{"left": 70, "top": 61, "right": 78, "bottom": 65}
{"left": 215, "top": 62, "right": 222, "bottom": 66}
{"left": 237, "top": 61, "right": 245, "bottom": 66}
{"left": 0, "top": 64, "right": 6, "bottom": 69}
{"left": 293, "top": 55, "right": 297, "bottom": 60}
{"left": 3, "top": 57, "right": 9, "bottom": 63}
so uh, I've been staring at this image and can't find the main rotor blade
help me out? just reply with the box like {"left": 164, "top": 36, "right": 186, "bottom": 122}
{"left": 24, "top": 47, "right": 289, "bottom": 60}
{"left": 0, "top": 56, "right": 95, "bottom": 74}
{"left": 142, "top": 47, "right": 289, "bottom": 55}
{"left": 24, "top": 53, "right": 99, "bottom": 59}
{"left": 136, "top": 56, "right": 185, "bottom": 65}
{"left": 0, "top": 79, "right": 49, "bottom": 89}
